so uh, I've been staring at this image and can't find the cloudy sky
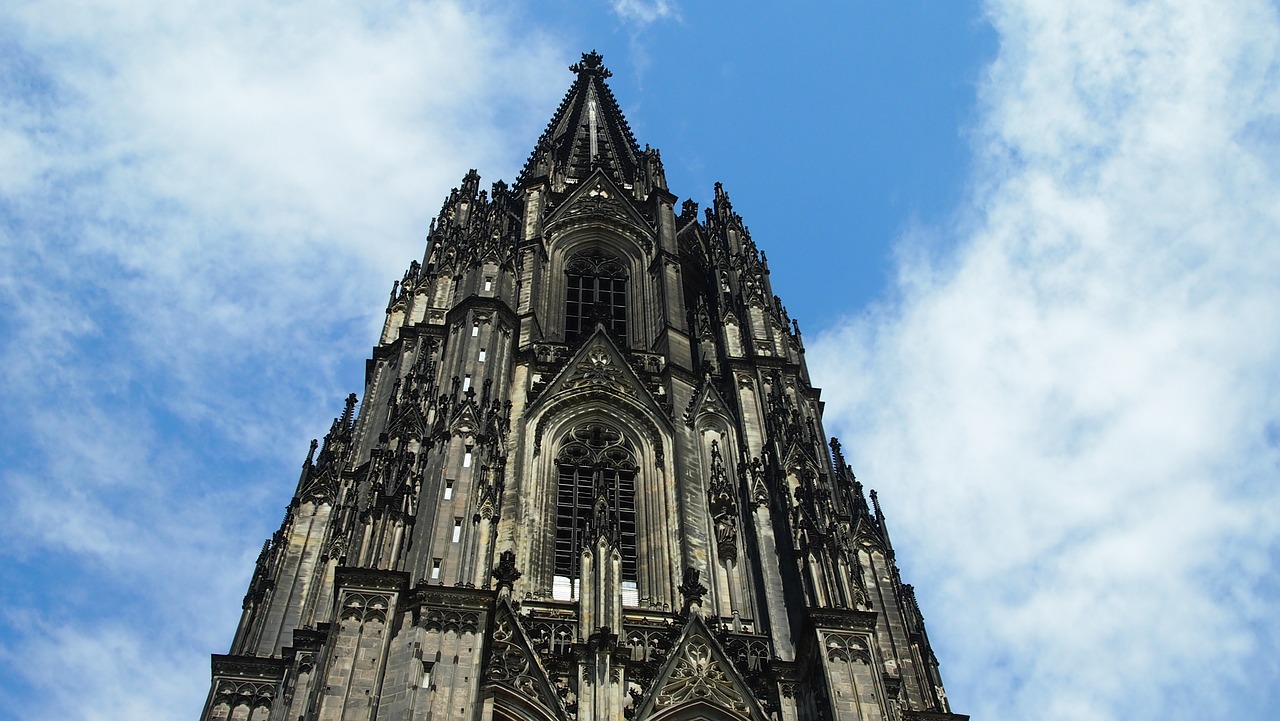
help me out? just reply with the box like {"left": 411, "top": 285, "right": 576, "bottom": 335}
{"left": 2, "top": 1, "right": 1278, "bottom": 719}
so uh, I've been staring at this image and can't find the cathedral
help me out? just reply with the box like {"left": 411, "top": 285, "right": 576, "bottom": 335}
{"left": 200, "top": 52, "right": 966, "bottom": 721}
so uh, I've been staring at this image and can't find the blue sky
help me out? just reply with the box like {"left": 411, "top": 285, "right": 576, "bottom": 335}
{"left": 2, "top": 2, "right": 1279, "bottom": 720}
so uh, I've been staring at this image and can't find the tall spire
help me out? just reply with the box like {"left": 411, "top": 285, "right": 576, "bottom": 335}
{"left": 519, "top": 50, "right": 642, "bottom": 187}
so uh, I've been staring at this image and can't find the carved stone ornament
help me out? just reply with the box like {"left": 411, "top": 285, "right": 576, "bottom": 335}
{"left": 824, "top": 632, "right": 873, "bottom": 664}
{"left": 563, "top": 182, "right": 630, "bottom": 223}
{"left": 677, "top": 567, "right": 708, "bottom": 612}
{"left": 211, "top": 679, "right": 277, "bottom": 713}
{"left": 567, "top": 345, "right": 627, "bottom": 391}
{"left": 546, "top": 174, "right": 653, "bottom": 243}
{"left": 487, "top": 613, "right": 531, "bottom": 682}
{"left": 419, "top": 608, "right": 480, "bottom": 634}
{"left": 485, "top": 603, "right": 566, "bottom": 718}
{"left": 655, "top": 636, "right": 750, "bottom": 713}
{"left": 340, "top": 592, "right": 391, "bottom": 623}
{"left": 492, "top": 549, "right": 522, "bottom": 595}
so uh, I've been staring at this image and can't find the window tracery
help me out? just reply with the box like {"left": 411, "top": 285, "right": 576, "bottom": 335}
{"left": 565, "top": 250, "right": 628, "bottom": 340}
{"left": 552, "top": 422, "right": 638, "bottom": 601}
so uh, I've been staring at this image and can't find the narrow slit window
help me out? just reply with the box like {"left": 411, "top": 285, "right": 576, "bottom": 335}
{"left": 478, "top": 349, "right": 486, "bottom": 362}
{"left": 483, "top": 278, "right": 493, "bottom": 292}
{"left": 462, "top": 447, "right": 473, "bottom": 468}
{"left": 443, "top": 480, "right": 454, "bottom": 500}
{"left": 420, "top": 662, "right": 433, "bottom": 689}
{"left": 471, "top": 323, "right": 480, "bottom": 337}
{"left": 452, "top": 518, "right": 462, "bottom": 543}
{"left": 462, "top": 374, "right": 471, "bottom": 392}
{"left": 430, "top": 559, "right": 442, "bottom": 579}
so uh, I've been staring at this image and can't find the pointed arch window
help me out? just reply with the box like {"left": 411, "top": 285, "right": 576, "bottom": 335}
{"left": 552, "top": 422, "right": 638, "bottom": 602}
{"left": 565, "top": 250, "right": 628, "bottom": 341}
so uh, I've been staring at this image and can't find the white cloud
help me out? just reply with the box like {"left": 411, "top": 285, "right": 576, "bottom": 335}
{"left": 811, "top": 1, "right": 1280, "bottom": 720}
{"left": 610, "top": 0, "right": 677, "bottom": 26}
{"left": 0, "top": 1, "right": 564, "bottom": 718}
{"left": 0, "top": 615, "right": 220, "bottom": 721}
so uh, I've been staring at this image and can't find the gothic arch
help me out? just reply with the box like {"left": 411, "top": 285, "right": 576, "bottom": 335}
{"left": 521, "top": 398, "right": 679, "bottom": 608}
{"left": 690, "top": 418, "right": 755, "bottom": 623}
{"left": 645, "top": 700, "right": 752, "bottom": 721}
{"left": 544, "top": 224, "right": 655, "bottom": 346}
{"left": 549, "top": 224, "right": 650, "bottom": 273}
{"left": 534, "top": 388, "right": 667, "bottom": 464}
{"left": 491, "top": 688, "right": 561, "bottom": 721}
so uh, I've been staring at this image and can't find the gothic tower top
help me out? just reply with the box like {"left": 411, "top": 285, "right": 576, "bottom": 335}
{"left": 200, "top": 51, "right": 966, "bottom": 721}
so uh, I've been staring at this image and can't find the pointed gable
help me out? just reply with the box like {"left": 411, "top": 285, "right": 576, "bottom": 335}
{"left": 528, "top": 327, "right": 665, "bottom": 417}
{"left": 684, "top": 376, "right": 736, "bottom": 427}
{"left": 450, "top": 395, "right": 482, "bottom": 437}
{"left": 387, "top": 400, "right": 428, "bottom": 442}
{"left": 483, "top": 599, "right": 567, "bottom": 720}
{"left": 544, "top": 169, "right": 653, "bottom": 238}
{"left": 519, "top": 51, "right": 642, "bottom": 187}
{"left": 528, "top": 328, "right": 672, "bottom": 464}
{"left": 633, "top": 615, "right": 770, "bottom": 721}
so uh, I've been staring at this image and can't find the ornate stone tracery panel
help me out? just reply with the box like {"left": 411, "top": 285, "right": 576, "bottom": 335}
{"left": 339, "top": 592, "right": 391, "bottom": 623}
{"left": 654, "top": 637, "right": 750, "bottom": 714}
{"left": 823, "top": 632, "right": 872, "bottom": 664}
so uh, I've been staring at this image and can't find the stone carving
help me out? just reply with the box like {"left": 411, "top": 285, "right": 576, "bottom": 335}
{"left": 488, "top": 613, "right": 531, "bottom": 682}
{"left": 492, "top": 549, "right": 522, "bottom": 595}
{"left": 706, "top": 440, "right": 739, "bottom": 562}
{"left": 824, "top": 633, "right": 872, "bottom": 664}
{"left": 654, "top": 636, "right": 749, "bottom": 713}
{"left": 339, "top": 592, "right": 390, "bottom": 623}
{"left": 485, "top": 605, "right": 566, "bottom": 717}
{"left": 419, "top": 608, "right": 480, "bottom": 633}
{"left": 566, "top": 344, "right": 626, "bottom": 391}
{"left": 677, "top": 567, "right": 708, "bottom": 613}
{"left": 210, "top": 679, "right": 277, "bottom": 715}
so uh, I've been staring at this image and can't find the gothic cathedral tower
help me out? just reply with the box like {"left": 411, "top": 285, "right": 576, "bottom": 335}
{"left": 201, "top": 52, "right": 966, "bottom": 721}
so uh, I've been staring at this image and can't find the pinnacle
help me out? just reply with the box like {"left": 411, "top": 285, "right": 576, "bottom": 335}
{"left": 570, "top": 49, "right": 611, "bottom": 78}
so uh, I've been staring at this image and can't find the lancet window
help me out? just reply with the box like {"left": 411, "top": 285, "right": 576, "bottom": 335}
{"left": 564, "top": 250, "right": 628, "bottom": 340}
{"left": 552, "top": 422, "right": 638, "bottom": 601}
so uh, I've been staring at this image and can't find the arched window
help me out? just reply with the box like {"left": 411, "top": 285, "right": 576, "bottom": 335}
{"left": 565, "top": 250, "right": 628, "bottom": 341}
{"left": 552, "top": 422, "right": 638, "bottom": 602}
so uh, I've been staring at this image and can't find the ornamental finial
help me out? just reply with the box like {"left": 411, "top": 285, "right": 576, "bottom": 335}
{"left": 570, "top": 50, "right": 612, "bottom": 79}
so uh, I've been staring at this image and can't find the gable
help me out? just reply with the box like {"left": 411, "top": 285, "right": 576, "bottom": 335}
{"left": 633, "top": 615, "right": 770, "bottom": 721}
{"left": 544, "top": 169, "right": 652, "bottom": 237}
{"left": 684, "top": 377, "right": 736, "bottom": 427}
{"left": 529, "top": 329, "right": 673, "bottom": 463}
{"left": 483, "top": 600, "right": 566, "bottom": 720}
{"left": 528, "top": 327, "right": 667, "bottom": 421}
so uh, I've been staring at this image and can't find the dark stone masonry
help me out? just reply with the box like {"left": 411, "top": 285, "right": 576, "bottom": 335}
{"left": 201, "top": 51, "right": 966, "bottom": 721}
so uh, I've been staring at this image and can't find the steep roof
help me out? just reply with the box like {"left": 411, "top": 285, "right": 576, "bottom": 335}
{"left": 518, "top": 51, "right": 642, "bottom": 187}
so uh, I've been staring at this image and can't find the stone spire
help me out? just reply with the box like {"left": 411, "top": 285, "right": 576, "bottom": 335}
{"left": 519, "top": 50, "right": 643, "bottom": 188}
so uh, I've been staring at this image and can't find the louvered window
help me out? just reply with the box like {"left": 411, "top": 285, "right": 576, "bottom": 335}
{"left": 565, "top": 251, "right": 628, "bottom": 341}
{"left": 551, "top": 423, "right": 638, "bottom": 602}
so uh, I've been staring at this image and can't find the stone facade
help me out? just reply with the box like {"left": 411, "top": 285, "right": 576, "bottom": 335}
{"left": 200, "top": 51, "right": 966, "bottom": 721}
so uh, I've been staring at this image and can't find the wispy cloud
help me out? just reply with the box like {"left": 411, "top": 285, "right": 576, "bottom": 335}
{"left": 0, "top": 1, "right": 563, "bottom": 717}
{"left": 0, "top": 618, "right": 210, "bottom": 721}
{"left": 610, "top": 0, "right": 678, "bottom": 26}
{"left": 812, "top": 1, "right": 1280, "bottom": 719}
